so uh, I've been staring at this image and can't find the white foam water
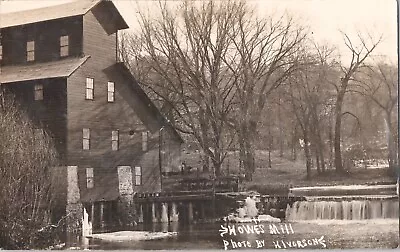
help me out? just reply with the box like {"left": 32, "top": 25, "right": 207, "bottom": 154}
{"left": 286, "top": 199, "right": 399, "bottom": 221}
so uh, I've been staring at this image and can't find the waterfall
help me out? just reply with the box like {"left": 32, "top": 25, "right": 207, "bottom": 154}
{"left": 161, "top": 203, "right": 169, "bottom": 223}
{"left": 286, "top": 198, "right": 399, "bottom": 221}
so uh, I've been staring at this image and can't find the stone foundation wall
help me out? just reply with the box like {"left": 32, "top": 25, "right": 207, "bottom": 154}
{"left": 117, "top": 166, "right": 136, "bottom": 226}
{"left": 66, "top": 166, "right": 83, "bottom": 245}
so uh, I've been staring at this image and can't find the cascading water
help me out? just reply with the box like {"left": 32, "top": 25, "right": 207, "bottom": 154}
{"left": 285, "top": 196, "right": 399, "bottom": 221}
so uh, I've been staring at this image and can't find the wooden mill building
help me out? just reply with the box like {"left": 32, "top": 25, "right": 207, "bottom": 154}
{"left": 0, "top": 0, "right": 183, "bottom": 231}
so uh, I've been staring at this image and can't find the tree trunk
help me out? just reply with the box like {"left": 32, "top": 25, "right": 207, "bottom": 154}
{"left": 238, "top": 122, "right": 256, "bottom": 181}
{"left": 315, "top": 145, "right": 321, "bottom": 174}
{"left": 329, "top": 120, "right": 333, "bottom": 169}
{"left": 213, "top": 160, "right": 222, "bottom": 177}
{"left": 334, "top": 92, "right": 345, "bottom": 173}
{"left": 278, "top": 94, "right": 284, "bottom": 158}
{"left": 244, "top": 137, "right": 255, "bottom": 181}
{"left": 215, "top": 146, "right": 222, "bottom": 177}
{"left": 201, "top": 155, "right": 210, "bottom": 173}
{"left": 268, "top": 125, "right": 273, "bottom": 168}
{"left": 315, "top": 129, "right": 326, "bottom": 173}
{"left": 385, "top": 112, "right": 397, "bottom": 176}
{"left": 312, "top": 110, "right": 326, "bottom": 173}
{"left": 303, "top": 131, "right": 312, "bottom": 180}
{"left": 199, "top": 108, "right": 210, "bottom": 173}
{"left": 268, "top": 148, "right": 272, "bottom": 168}
{"left": 292, "top": 125, "right": 297, "bottom": 161}
{"left": 238, "top": 130, "right": 246, "bottom": 175}
{"left": 319, "top": 144, "right": 326, "bottom": 173}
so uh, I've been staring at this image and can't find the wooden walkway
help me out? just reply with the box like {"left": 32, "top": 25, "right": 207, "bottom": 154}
{"left": 133, "top": 191, "right": 214, "bottom": 202}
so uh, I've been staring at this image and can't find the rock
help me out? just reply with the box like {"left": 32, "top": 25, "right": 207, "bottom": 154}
{"left": 238, "top": 207, "right": 246, "bottom": 218}
{"left": 222, "top": 214, "right": 281, "bottom": 223}
{"left": 245, "top": 197, "right": 258, "bottom": 217}
{"left": 257, "top": 214, "right": 281, "bottom": 223}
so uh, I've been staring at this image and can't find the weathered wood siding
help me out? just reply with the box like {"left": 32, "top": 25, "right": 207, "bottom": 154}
{"left": 1, "top": 17, "right": 83, "bottom": 66}
{"left": 67, "top": 8, "right": 182, "bottom": 195}
{"left": 1, "top": 3, "right": 182, "bottom": 197}
{"left": 2, "top": 79, "right": 68, "bottom": 163}
{"left": 161, "top": 127, "right": 182, "bottom": 174}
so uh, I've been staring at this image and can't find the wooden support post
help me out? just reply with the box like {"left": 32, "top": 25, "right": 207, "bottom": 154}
{"left": 91, "top": 202, "right": 95, "bottom": 228}
{"left": 100, "top": 202, "right": 105, "bottom": 228}
{"left": 200, "top": 202, "right": 205, "bottom": 220}
{"left": 188, "top": 202, "right": 194, "bottom": 223}
{"left": 156, "top": 203, "right": 161, "bottom": 222}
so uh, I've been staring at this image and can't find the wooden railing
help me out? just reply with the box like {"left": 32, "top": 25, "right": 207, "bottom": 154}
{"left": 179, "top": 176, "right": 239, "bottom": 192}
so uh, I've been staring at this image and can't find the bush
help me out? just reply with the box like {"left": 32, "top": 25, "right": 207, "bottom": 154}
{"left": 0, "top": 92, "right": 62, "bottom": 249}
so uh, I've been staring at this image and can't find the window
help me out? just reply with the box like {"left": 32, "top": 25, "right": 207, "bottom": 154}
{"left": 112, "top": 130, "right": 119, "bottom": 151}
{"left": 83, "top": 128, "right": 90, "bottom": 150}
{"left": 86, "top": 78, "right": 94, "bottom": 100}
{"left": 135, "top": 166, "right": 142, "bottom": 186}
{"left": 34, "top": 83, "right": 43, "bottom": 101}
{"left": 86, "top": 168, "right": 94, "bottom": 188}
{"left": 107, "top": 81, "right": 115, "bottom": 102}
{"left": 60, "top": 35, "right": 69, "bottom": 57}
{"left": 142, "top": 131, "right": 148, "bottom": 151}
{"left": 27, "top": 40, "right": 35, "bottom": 62}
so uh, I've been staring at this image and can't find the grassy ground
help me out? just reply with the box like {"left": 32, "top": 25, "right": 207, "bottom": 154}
{"left": 245, "top": 150, "right": 395, "bottom": 194}
{"left": 164, "top": 149, "right": 395, "bottom": 193}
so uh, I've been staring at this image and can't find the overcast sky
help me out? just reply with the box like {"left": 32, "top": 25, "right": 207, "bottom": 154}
{"left": 0, "top": 0, "right": 397, "bottom": 63}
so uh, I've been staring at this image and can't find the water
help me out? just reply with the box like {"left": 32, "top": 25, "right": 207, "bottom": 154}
{"left": 85, "top": 223, "right": 222, "bottom": 250}
{"left": 80, "top": 220, "right": 398, "bottom": 250}
{"left": 75, "top": 196, "right": 399, "bottom": 250}
{"left": 75, "top": 186, "right": 399, "bottom": 249}
{"left": 289, "top": 184, "right": 396, "bottom": 196}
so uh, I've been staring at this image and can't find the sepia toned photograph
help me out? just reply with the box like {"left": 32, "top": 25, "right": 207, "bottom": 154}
{"left": 0, "top": 0, "right": 398, "bottom": 250}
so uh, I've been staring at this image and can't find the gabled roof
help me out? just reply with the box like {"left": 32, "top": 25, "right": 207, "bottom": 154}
{"left": 0, "top": 56, "right": 90, "bottom": 84}
{"left": 104, "top": 63, "right": 184, "bottom": 143}
{"left": 0, "top": 0, "right": 129, "bottom": 30}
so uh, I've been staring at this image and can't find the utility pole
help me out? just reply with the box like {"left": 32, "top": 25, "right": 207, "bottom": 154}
{"left": 268, "top": 121, "right": 272, "bottom": 168}
{"left": 212, "top": 163, "right": 216, "bottom": 219}
{"left": 159, "top": 126, "right": 165, "bottom": 192}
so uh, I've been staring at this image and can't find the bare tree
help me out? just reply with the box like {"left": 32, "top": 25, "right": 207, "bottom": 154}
{"left": 354, "top": 62, "right": 398, "bottom": 174}
{"left": 223, "top": 10, "right": 308, "bottom": 180}
{"left": 307, "top": 43, "right": 337, "bottom": 173}
{"left": 121, "top": 1, "right": 245, "bottom": 175}
{"left": 281, "top": 42, "right": 337, "bottom": 179}
{"left": 0, "top": 91, "right": 61, "bottom": 249}
{"left": 333, "top": 32, "right": 382, "bottom": 173}
{"left": 286, "top": 69, "right": 314, "bottom": 179}
{"left": 121, "top": 1, "right": 308, "bottom": 179}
